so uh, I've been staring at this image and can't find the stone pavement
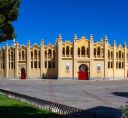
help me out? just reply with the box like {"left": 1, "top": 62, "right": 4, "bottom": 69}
{"left": 0, "top": 79, "right": 127, "bottom": 117}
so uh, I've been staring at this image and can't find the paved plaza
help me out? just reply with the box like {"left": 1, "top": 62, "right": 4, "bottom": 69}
{"left": 0, "top": 79, "right": 128, "bottom": 117}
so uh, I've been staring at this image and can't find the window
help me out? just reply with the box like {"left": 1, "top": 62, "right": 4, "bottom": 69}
{"left": 81, "top": 46, "right": 85, "bottom": 55}
{"left": 66, "top": 63, "right": 70, "bottom": 72}
{"left": 66, "top": 46, "right": 69, "bottom": 55}
{"left": 48, "top": 61, "right": 52, "bottom": 68}
{"left": 111, "top": 62, "right": 113, "bottom": 68}
{"left": 122, "top": 53, "right": 124, "bottom": 59}
{"left": 19, "top": 52, "right": 21, "bottom": 60}
{"left": 116, "top": 62, "right": 118, "bottom": 68}
{"left": 78, "top": 48, "right": 80, "bottom": 55}
{"left": 97, "top": 47, "right": 100, "bottom": 56}
{"left": 116, "top": 52, "right": 118, "bottom": 59}
{"left": 34, "top": 50, "right": 37, "bottom": 59}
{"left": 48, "top": 49, "right": 52, "bottom": 58}
{"left": 94, "top": 48, "right": 96, "bottom": 56}
{"left": 122, "top": 62, "right": 124, "bottom": 68}
{"left": 22, "top": 51, "right": 24, "bottom": 60}
{"left": 111, "top": 52, "right": 113, "bottom": 58}
{"left": 119, "top": 62, "right": 121, "bottom": 69}
{"left": 31, "top": 61, "right": 33, "bottom": 68}
{"left": 34, "top": 61, "right": 37, "bottom": 68}
{"left": 31, "top": 51, "right": 33, "bottom": 59}
{"left": 97, "top": 64, "right": 101, "bottom": 72}
{"left": 119, "top": 51, "right": 121, "bottom": 59}
{"left": 108, "top": 62, "right": 110, "bottom": 68}
{"left": 62, "top": 47, "right": 65, "bottom": 56}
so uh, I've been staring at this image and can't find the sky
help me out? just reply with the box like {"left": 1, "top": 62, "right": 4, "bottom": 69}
{"left": 1, "top": 0, "right": 128, "bottom": 46}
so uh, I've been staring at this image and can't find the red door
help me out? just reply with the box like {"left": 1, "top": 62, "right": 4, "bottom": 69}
{"left": 21, "top": 68, "right": 26, "bottom": 79}
{"left": 78, "top": 70, "right": 88, "bottom": 80}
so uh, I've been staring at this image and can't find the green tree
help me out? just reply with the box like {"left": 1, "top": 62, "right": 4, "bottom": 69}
{"left": 0, "top": 0, "right": 21, "bottom": 43}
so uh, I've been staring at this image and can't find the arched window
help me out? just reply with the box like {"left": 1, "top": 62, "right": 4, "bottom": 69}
{"left": 66, "top": 46, "right": 69, "bottom": 55}
{"left": 97, "top": 47, "right": 100, "bottom": 56}
{"left": 119, "top": 62, "right": 121, "bottom": 68}
{"left": 48, "top": 49, "right": 52, "bottom": 58}
{"left": 108, "top": 50, "right": 110, "bottom": 58}
{"left": 119, "top": 51, "right": 121, "bottom": 59}
{"left": 71, "top": 47, "right": 73, "bottom": 55}
{"left": 34, "top": 50, "right": 37, "bottom": 59}
{"left": 116, "top": 52, "right": 118, "bottom": 59}
{"left": 116, "top": 62, "right": 118, "bottom": 68}
{"left": 31, "top": 51, "right": 33, "bottom": 59}
{"left": 111, "top": 51, "right": 113, "bottom": 58}
{"left": 81, "top": 46, "right": 85, "bottom": 55}
{"left": 78, "top": 48, "right": 80, "bottom": 56}
{"left": 62, "top": 47, "right": 65, "bottom": 56}
{"left": 94, "top": 48, "right": 96, "bottom": 56}
{"left": 122, "top": 62, "right": 124, "bottom": 68}
{"left": 108, "top": 62, "right": 110, "bottom": 68}
{"left": 11, "top": 51, "right": 13, "bottom": 60}
{"left": 19, "top": 52, "right": 21, "bottom": 60}
{"left": 101, "top": 48, "right": 104, "bottom": 58}
{"left": 22, "top": 51, "right": 24, "bottom": 60}
{"left": 111, "top": 62, "right": 113, "bottom": 68}
{"left": 122, "top": 52, "right": 124, "bottom": 59}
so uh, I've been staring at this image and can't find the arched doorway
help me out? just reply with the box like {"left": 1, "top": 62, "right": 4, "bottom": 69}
{"left": 78, "top": 64, "right": 88, "bottom": 80}
{"left": 21, "top": 68, "right": 26, "bottom": 79}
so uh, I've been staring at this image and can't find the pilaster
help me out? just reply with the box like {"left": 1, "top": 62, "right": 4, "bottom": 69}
{"left": 73, "top": 34, "right": 78, "bottom": 78}
{"left": 113, "top": 40, "right": 116, "bottom": 78}
{"left": 89, "top": 34, "right": 94, "bottom": 79}
{"left": 27, "top": 40, "right": 30, "bottom": 78}
{"left": 15, "top": 42, "right": 18, "bottom": 77}
{"left": 124, "top": 41, "right": 127, "bottom": 79}
{"left": 5, "top": 43, "right": 8, "bottom": 77}
{"left": 57, "top": 34, "right": 62, "bottom": 78}
{"left": 104, "top": 35, "right": 108, "bottom": 78}
{"left": 40, "top": 40, "right": 44, "bottom": 77}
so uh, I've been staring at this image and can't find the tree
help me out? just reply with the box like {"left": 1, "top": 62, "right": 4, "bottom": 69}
{"left": 0, "top": 0, "right": 21, "bottom": 43}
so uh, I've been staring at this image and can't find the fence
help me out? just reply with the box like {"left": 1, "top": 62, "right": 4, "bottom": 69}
{"left": 0, "top": 89, "right": 114, "bottom": 118}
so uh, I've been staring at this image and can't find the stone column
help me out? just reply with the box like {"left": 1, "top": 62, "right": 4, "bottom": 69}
{"left": 40, "top": 40, "right": 44, "bottom": 77}
{"left": 5, "top": 43, "right": 8, "bottom": 77}
{"left": 124, "top": 41, "right": 127, "bottom": 79}
{"left": 89, "top": 34, "right": 94, "bottom": 79}
{"left": 57, "top": 34, "right": 62, "bottom": 79}
{"left": 15, "top": 42, "right": 19, "bottom": 77}
{"left": 113, "top": 40, "right": 116, "bottom": 78}
{"left": 73, "top": 34, "right": 78, "bottom": 79}
{"left": 27, "top": 40, "right": 30, "bottom": 78}
{"left": 104, "top": 35, "right": 108, "bottom": 78}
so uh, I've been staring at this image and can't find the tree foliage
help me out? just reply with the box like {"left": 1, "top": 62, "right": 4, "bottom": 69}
{"left": 0, "top": 0, "right": 21, "bottom": 43}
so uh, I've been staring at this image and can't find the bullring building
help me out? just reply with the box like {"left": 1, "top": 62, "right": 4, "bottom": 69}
{"left": 0, "top": 34, "right": 128, "bottom": 80}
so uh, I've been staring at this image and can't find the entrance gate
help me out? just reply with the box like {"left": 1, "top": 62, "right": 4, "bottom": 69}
{"left": 78, "top": 64, "right": 88, "bottom": 80}
{"left": 21, "top": 68, "right": 26, "bottom": 79}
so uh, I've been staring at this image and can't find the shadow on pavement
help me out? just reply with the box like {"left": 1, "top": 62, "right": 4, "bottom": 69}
{"left": 112, "top": 92, "right": 128, "bottom": 98}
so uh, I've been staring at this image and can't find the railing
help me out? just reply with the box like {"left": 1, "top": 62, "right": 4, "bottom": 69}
{"left": 0, "top": 89, "right": 114, "bottom": 118}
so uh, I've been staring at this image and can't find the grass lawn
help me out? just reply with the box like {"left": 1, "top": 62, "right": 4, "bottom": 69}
{"left": 0, "top": 94, "right": 65, "bottom": 118}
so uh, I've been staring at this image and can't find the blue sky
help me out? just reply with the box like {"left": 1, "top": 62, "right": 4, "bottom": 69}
{"left": 1, "top": 0, "right": 128, "bottom": 46}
